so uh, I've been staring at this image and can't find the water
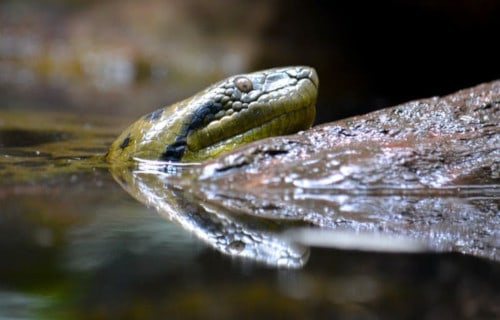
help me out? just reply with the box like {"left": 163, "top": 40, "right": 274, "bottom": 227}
{"left": 0, "top": 110, "right": 498, "bottom": 319}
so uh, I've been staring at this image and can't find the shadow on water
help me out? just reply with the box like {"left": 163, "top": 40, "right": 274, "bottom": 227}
{"left": 0, "top": 110, "right": 498, "bottom": 318}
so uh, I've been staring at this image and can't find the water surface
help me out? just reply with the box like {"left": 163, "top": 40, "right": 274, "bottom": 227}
{"left": 0, "top": 110, "right": 498, "bottom": 319}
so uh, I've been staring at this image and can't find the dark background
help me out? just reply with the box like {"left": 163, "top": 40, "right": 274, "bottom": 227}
{"left": 257, "top": 1, "right": 500, "bottom": 121}
{"left": 1, "top": 0, "right": 498, "bottom": 123}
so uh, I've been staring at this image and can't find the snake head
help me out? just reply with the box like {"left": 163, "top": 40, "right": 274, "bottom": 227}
{"left": 107, "top": 66, "right": 318, "bottom": 163}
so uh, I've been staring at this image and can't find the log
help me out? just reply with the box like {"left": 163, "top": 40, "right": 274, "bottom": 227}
{"left": 181, "top": 80, "right": 500, "bottom": 261}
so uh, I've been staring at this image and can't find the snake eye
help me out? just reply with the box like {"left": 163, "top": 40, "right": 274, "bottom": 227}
{"left": 234, "top": 76, "right": 253, "bottom": 93}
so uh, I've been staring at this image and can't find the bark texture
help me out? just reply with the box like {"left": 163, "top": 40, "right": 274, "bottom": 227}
{"left": 180, "top": 81, "right": 499, "bottom": 260}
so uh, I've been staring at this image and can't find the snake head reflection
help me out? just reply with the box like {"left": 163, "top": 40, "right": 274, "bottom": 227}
{"left": 110, "top": 164, "right": 310, "bottom": 268}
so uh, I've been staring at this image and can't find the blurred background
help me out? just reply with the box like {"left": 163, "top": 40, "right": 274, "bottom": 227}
{"left": 1, "top": 0, "right": 498, "bottom": 122}
{"left": 1, "top": 1, "right": 499, "bottom": 318}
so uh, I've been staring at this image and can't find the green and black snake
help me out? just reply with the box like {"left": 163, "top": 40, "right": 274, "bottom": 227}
{"left": 106, "top": 66, "right": 318, "bottom": 266}
{"left": 0, "top": 66, "right": 317, "bottom": 184}
{"left": 107, "top": 66, "right": 318, "bottom": 163}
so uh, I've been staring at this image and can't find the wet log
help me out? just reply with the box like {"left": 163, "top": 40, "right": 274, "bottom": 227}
{"left": 181, "top": 80, "right": 499, "bottom": 260}
{"left": 200, "top": 80, "right": 499, "bottom": 188}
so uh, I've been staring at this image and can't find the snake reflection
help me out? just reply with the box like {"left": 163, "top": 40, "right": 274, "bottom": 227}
{"left": 111, "top": 164, "right": 310, "bottom": 268}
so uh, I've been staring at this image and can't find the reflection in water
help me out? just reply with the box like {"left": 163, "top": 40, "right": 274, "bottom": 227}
{"left": 189, "top": 180, "right": 500, "bottom": 261}
{"left": 110, "top": 163, "right": 310, "bottom": 268}
{"left": 109, "top": 162, "right": 499, "bottom": 269}
{"left": 63, "top": 207, "right": 204, "bottom": 273}
{"left": 0, "top": 291, "right": 51, "bottom": 320}
{"left": 110, "top": 158, "right": 499, "bottom": 268}
{"left": 169, "top": 154, "right": 499, "bottom": 262}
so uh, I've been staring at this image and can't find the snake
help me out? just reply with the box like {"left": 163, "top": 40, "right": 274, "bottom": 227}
{"left": 0, "top": 66, "right": 317, "bottom": 184}
{"left": 106, "top": 66, "right": 318, "bottom": 163}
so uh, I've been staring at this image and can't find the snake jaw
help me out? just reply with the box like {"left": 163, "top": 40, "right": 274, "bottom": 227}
{"left": 107, "top": 66, "right": 318, "bottom": 163}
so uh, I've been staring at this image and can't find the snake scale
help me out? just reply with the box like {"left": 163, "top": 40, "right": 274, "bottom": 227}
{"left": 107, "top": 66, "right": 318, "bottom": 163}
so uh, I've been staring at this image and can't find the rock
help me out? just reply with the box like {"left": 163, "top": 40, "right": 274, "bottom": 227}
{"left": 182, "top": 81, "right": 499, "bottom": 260}
{"left": 200, "top": 80, "right": 499, "bottom": 187}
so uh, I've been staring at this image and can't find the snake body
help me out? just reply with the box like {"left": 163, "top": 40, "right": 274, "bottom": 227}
{"left": 107, "top": 66, "right": 318, "bottom": 163}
